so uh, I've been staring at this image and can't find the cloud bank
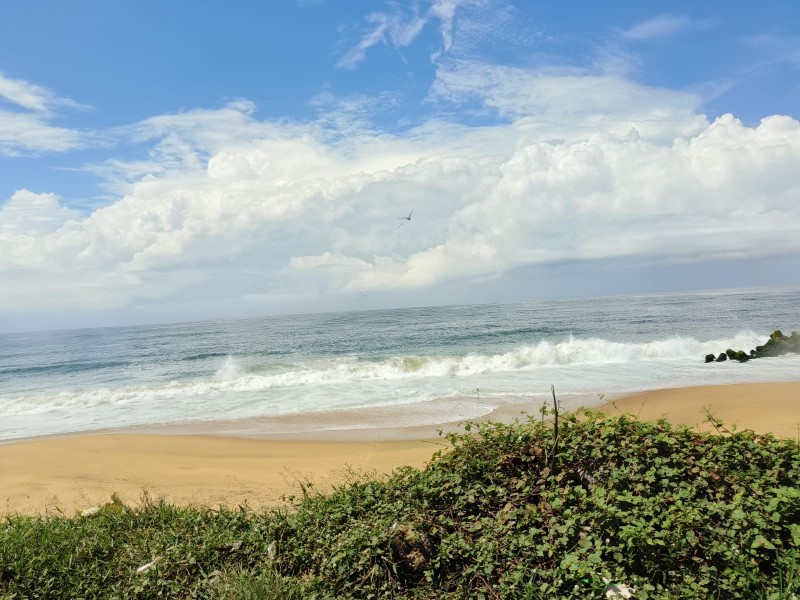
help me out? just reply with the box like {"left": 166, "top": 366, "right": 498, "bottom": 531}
{"left": 2, "top": 64, "right": 800, "bottom": 316}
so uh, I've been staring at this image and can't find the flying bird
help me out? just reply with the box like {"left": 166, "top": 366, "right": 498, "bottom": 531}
{"left": 398, "top": 209, "right": 413, "bottom": 222}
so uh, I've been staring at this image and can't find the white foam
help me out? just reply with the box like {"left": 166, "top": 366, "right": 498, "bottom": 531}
{"left": 0, "top": 331, "right": 772, "bottom": 419}
{"left": 214, "top": 355, "right": 242, "bottom": 381}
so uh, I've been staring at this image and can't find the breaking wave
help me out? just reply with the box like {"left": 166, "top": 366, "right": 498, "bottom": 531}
{"left": 1, "top": 332, "right": 766, "bottom": 416}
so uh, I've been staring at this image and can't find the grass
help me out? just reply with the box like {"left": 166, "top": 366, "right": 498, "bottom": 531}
{"left": 1, "top": 410, "right": 799, "bottom": 599}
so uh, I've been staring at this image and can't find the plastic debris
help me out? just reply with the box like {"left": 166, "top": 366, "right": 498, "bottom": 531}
{"left": 135, "top": 557, "right": 162, "bottom": 575}
{"left": 603, "top": 577, "right": 636, "bottom": 598}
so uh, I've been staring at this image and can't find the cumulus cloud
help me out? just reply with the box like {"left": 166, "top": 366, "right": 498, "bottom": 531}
{"left": 2, "top": 68, "right": 800, "bottom": 313}
{"left": 0, "top": 72, "right": 88, "bottom": 155}
{"left": 0, "top": 190, "right": 80, "bottom": 235}
{"left": 293, "top": 113, "right": 800, "bottom": 291}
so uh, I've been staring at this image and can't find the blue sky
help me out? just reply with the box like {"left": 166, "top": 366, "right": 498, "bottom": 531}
{"left": 1, "top": 0, "right": 799, "bottom": 331}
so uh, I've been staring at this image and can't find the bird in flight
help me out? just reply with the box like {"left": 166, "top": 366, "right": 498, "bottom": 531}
{"left": 398, "top": 209, "right": 413, "bottom": 222}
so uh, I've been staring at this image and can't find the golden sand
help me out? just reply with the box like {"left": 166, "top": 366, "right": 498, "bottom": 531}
{"left": 598, "top": 382, "right": 800, "bottom": 439}
{"left": 0, "top": 435, "right": 444, "bottom": 516}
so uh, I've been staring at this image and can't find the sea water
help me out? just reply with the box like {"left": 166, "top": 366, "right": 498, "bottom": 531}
{"left": 1, "top": 285, "right": 799, "bottom": 441}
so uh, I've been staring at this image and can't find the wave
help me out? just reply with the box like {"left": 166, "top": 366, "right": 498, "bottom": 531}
{"left": 182, "top": 350, "right": 286, "bottom": 362}
{"left": 442, "top": 325, "right": 571, "bottom": 345}
{"left": 181, "top": 352, "right": 232, "bottom": 362}
{"left": 0, "top": 332, "right": 769, "bottom": 416}
{"left": 0, "top": 360, "right": 130, "bottom": 377}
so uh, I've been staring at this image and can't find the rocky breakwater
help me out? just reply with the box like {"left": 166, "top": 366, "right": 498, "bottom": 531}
{"left": 705, "top": 329, "right": 800, "bottom": 363}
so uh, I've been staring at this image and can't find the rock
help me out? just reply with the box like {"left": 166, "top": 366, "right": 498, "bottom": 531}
{"left": 707, "top": 329, "right": 799, "bottom": 363}
{"left": 80, "top": 506, "right": 101, "bottom": 518}
{"left": 770, "top": 329, "right": 786, "bottom": 342}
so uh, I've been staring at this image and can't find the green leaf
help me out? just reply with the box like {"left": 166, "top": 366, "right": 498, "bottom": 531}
{"left": 750, "top": 535, "right": 776, "bottom": 550}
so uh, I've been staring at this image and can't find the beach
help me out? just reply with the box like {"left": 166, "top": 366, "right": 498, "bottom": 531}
{"left": 599, "top": 381, "right": 800, "bottom": 439}
{"left": 2, "top": 381, "right": 798, "bottom": 517}
{"left": 0, "top": 435, "right": 446, "bottom": 516}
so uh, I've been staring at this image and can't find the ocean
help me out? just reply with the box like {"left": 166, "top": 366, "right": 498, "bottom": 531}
{"left": 1, "top": 285, "right": 799, "bottom": 442}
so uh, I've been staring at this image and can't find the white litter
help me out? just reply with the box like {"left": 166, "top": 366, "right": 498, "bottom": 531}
{"left": 136, "top": 557, "right": 162, "bottom": 575}
{"left": 603, "top": 577, "right": 636, "bottom": 598}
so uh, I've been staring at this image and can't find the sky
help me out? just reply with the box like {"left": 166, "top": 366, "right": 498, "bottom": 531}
{"left": 1, "top": 0, "right": 799, "bottom": 332}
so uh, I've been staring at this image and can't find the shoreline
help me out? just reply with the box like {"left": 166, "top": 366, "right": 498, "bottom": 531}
{"left": 0, "top": 391, "right": 602, "bottom": 445}
{"left": 1, "top": 381, "right": 798, "bottom": 516}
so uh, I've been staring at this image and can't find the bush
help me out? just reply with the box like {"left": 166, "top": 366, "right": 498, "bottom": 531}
{"left": 2, "top": 412, "right": 799, "bottom": 599}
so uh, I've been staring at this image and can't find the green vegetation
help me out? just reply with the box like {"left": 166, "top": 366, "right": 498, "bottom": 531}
{"left": 2, "top": 411, "right": 799, "bottom": 599}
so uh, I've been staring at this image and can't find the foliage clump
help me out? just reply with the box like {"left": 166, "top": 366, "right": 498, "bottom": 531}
{"left": 1, "top": 412, "right": 799, "bottom": 599}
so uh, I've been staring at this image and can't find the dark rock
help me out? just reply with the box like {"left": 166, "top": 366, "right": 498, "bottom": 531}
{"left": 707, "top": 329, "right": 799, "bottom": 363}
{"left": 770, "top": 329, "right": 786, "bottom": 342}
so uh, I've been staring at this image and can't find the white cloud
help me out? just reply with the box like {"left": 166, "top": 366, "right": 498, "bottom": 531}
{"left": 336, "top": 0, "right": 483, "bottom": 68}
{"left": 0, "top": 189, "right": 80, "bottom": 235}
{"left": 0, "top": 72, "right": 88, "bottom": 155}
{"left": 429, "top": 60, "right": 708, "bottom": 140}
{"left": 430, "top": 0, "right": 461, "bottom": 55}
{"left": 337, "top": 12, "right": 406, "bottom": 70}
{"left": 2, "top": 73, "right": 800, "bottom": 314}
{"left": 621, "top": 15, "right": 695, "bottom": 41}
{"left": 0, "top": 71, "right": 87, "bottom": 112}
{"left": 0, "top": 111, "right": 85, "bottom": 155}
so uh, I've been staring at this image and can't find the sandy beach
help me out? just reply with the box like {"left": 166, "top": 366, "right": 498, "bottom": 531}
{"left": 1, "top": 381, "right": 798, "bottom": 516}
{"left": 598, "top": 382, "right": 800, "bottom": 439}
{"left": 0, "top": 435, "right": 447, "bottom": 516}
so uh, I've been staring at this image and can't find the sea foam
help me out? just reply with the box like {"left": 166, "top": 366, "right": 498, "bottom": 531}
{"left": 0, "top": 332, "right": 767, "bottom": 418}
